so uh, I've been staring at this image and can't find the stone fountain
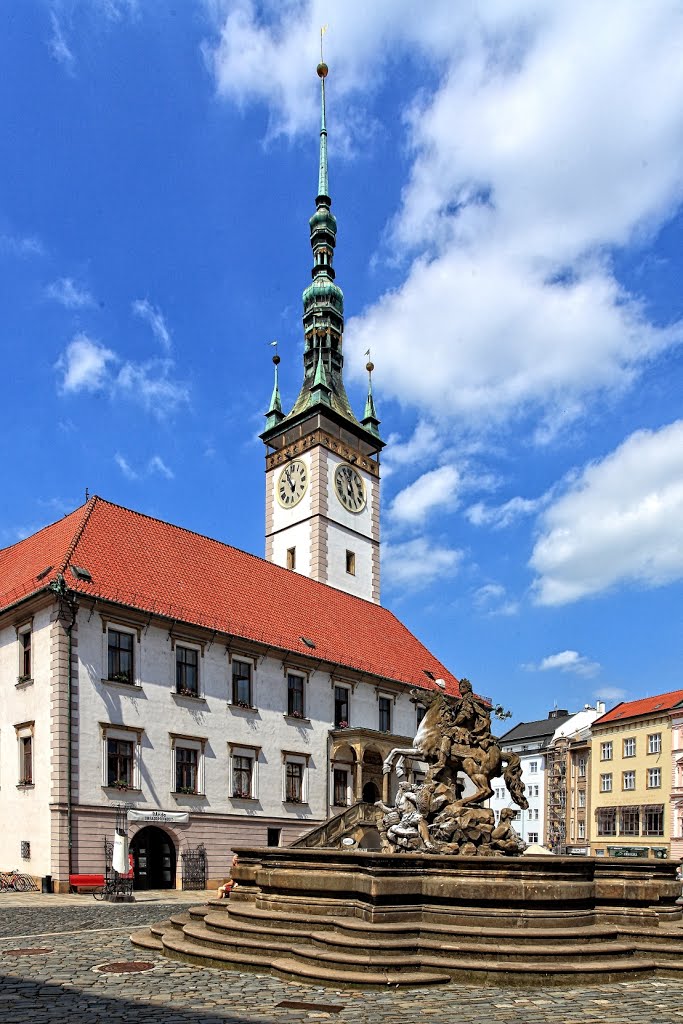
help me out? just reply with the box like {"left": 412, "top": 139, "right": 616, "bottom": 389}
{"left": 132, "top": 680, "right": 683, "bottom": 986}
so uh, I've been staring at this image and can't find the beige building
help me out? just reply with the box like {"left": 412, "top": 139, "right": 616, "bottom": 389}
{"left": 590, "top": 689, "right": 683, "bottom": 860}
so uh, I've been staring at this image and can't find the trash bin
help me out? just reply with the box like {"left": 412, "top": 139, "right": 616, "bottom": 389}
{"left": 41, "top": 875, "right": 52, "bottom": 894}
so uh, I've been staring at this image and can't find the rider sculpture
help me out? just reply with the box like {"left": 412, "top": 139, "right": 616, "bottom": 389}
{"left": 378, "top": 678, "right": 527, "bottom": 856}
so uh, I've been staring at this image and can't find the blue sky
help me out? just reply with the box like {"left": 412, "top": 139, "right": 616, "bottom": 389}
{"left": 2, "top": 1, "right": 682, "bottom": 726}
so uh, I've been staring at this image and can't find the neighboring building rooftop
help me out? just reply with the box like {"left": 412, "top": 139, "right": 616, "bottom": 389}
{"left": 499, "top": 709, "right": 573, "bottom": 748}
{"left": 593, "top": 689, "right": 683, "bottom": 726}
{"left": 0, "top": 496, "right": 459, "bottom": 695}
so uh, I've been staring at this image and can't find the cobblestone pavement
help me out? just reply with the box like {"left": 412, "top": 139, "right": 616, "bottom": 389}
{"left": 2, "top": 902, "right": 683, "bottom": 1023}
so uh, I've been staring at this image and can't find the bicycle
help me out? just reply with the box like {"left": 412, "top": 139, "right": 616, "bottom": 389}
{"left": 0, "top": 869, "right": 38, "bottom": 892}
{"left": 93, "top": 875, "right": 134, "bottom": 900}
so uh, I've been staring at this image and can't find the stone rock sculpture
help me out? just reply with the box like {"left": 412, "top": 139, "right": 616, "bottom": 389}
{"left": 379, "top": 678, "right": 527, "bottom": 855}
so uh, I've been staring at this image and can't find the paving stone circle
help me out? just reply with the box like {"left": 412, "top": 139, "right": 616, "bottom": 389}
{"left": 94, "top": 960, "right": 156, "bottom": 974}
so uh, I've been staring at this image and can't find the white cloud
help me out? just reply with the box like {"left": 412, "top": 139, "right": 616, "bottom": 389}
{"left": 57, "top": 334, "right": 116, "bottom": 393}
{"left": 382, "top": 536, "right": 462, "bottom": 590}
{"left": 147, "top": 455, "right": 174, "bottom": 479}
{"left": 56, "top": 334, "right": 189, "bottom": 416}
{"left": 530, "top": 420, "right": 683, "bottom": 605}
{"left": 115, "top": 360, "right": 189, "bottom": 416}
{"left": 132, "top": 298, "right": 172, "bottom": 350}
{"left": 473, "top": 583, "right": 519, "bottom": 617}
{"left": 467, "top": 494, "right": 544, "bottom": 530}
{"left": 0, "top": 233, "right": 44, "bottom": 258}
{"left": 207, "top": 2, "right": 683, "bottom": 436}
{"left": 523, "top": 650, "right": 600, "bottom": 678}
{"left": 115, "top": 452, "right": 174, "bottom": 480}
{"left": 115, "top": 453, "right": 138, "bottom": 480}
{"left": 389, "top": 465, "right": 460, "bottom": 525}
{"left": 48, "top": 11, "right": 75, "bottom": 72}
{"left": 46, "top": 277, "right": 94, "bottom": 309}
{"left": 382, "top": 421, "right": 440, "bottom": 478}
{"left": 594, "top": 686, "right": 628, "bottom": 703}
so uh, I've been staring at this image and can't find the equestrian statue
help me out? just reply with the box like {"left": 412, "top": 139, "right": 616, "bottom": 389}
{"left": 377, "top": 678, "right": 527, "bottom": 856}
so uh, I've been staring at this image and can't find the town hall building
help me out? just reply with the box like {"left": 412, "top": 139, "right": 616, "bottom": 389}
{"left": 0, "top": 62, "right": 460, "bottom": 892}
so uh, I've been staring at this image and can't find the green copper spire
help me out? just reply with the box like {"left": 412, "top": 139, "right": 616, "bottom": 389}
{"left": 260, "top": 53, "right": 382, "bottom": 450}
{"left": 361, "top": 355, "right": 381, "bottom": 436}
{"left": 318, "top": 61, "right": 329, "bottom": 200}
{"left": 265, "top": 349, "right": 284, "bottom": 430}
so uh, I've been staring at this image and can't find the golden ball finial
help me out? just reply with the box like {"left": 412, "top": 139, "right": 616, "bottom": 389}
{"left": 273, "top": 354, "right": 281, "bottom": 366}
{"left": 366, "top": 360, "right": 374, "bottom": 373}
{"left": 317, "top": 61, "right": 328, "bottom": 78}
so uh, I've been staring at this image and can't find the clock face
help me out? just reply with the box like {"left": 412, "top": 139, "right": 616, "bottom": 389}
{"left": 334, "top": 463, "right": 366, "bottom": 513}
{"left": 276, "top": 459, "right": 308, "bottom": 508}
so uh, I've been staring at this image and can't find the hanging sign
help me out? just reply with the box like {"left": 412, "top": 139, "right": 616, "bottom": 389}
{"left": 127, "top": 809, "right": 190, "bottom": 824}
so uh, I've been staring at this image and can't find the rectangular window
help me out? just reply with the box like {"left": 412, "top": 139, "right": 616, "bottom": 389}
{"left": 648, "top": 767, "right": 661, "bottom": 788}
{"left": 578, "top": 790, "right": 586, "bottom": 808}
{"left": 622, "top": 770, "right": 636, "bottom": 791}
{"left": 578, "top": 821, "right": 586, "bottom": 840}
{"left": 20, "top": 736, "right": 33, "bottom": 785}
{"left": 623, "top": 737, "right": 636, "bottom": 758}
{"left": 108, "top": 629, "right": 134, "bottom": 684}
{"left": 176, "top": 646, "right": 199, "bottom": 696}
{"left": 267, "top": 827, "right": 281, "bottom": 847}
{"left": 287, "top": 674, "right": 305, "bottom": 718}
{"left": 232, "top": 659, "right": 252, "bottom": 707}
{"left": 233, "top": 755, "right": 253, "bottom": 799}
{"left": 334, "top": 686, "right": 349, "bottom": 728}
{"left": 597, "top": 808, "right": 616, "bottom": 836}
{"left": 175, "top": 747, "right": 198, "bottom": 793}
{"left": 648, "top": 733, "right": 662, "bottom": 754}
{"left": 533, "top": 785, "right": 539, "bottom": 797}
{"left": 600, "top": 741, "right": 613, "bottom": 761}
{"left": 286, "top": 762, "right": 303, "bottom": 802}
{"left": 644, "top": 806, "right": 664, "bottom": 836}
{"left": 333, "top": 769, "right": 348, "bottom": 807}
{"left": 107, "top": 738, "right": 134, "bottom": 788}
{"left": 286, "top": 547, "right": 296, "bottom": 570}
{"left": 345, "top": 550, "right": 356, "bottom": 575}
{"left": 379, "top": 696, "right": 392, "bottom": 733}
{"left": 416, "top": 703, "right": 426, "bottom": 728}
{"left": 529, "top": 761, "right": 538, "bottom": 774}
{"left": 528, "top": 832, "right": 538, "bottom": 844}
{"left": 19, "top": 629, "right": 32, "bottom": 680}
{"left": 600, "top": 773, "right": 613, "bottom": 792}
{"left": 620, "top": 808, "right": 640, "bottom": 836}
{"left": 578, "top": 757, "right": 586, "bottom": 778}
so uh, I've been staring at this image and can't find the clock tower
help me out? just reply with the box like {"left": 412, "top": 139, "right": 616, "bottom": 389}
{"left": 261, "top": 59, "right": 384, "bottom": 603}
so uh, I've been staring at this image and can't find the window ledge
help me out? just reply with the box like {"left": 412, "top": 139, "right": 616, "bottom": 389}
{"left": 16, "top": 678, "right": 34, "bottom": 688}
{"left": 102, "top": 785, "right": 141, "bottom": 794}
{"left": 228, "top": 703, "right": 258, "bottom": 714}
{"left": 283, "top": 714, "right": 311, "bottom": 726}
{"left": 283, "top": 800, "right": 309, "bottom": 807}
{"left": 101, "top": 678, "right": 143, "bottom": 692}
{"left": 172, "top": 692, "right": 207, "bottom": 704}
{"left": 230, "top": 795, "right": 259, "bottom": 802}
{"left": 16, "top": 783, "right": 35, "bottom": 789}
{"left": 172, "top": 791, "right": 206, "bottom": 800}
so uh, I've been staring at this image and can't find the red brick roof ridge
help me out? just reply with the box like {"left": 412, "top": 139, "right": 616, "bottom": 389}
{"left": 59, "top": 495, "right": 99, "bottom": 577}
{"left": 57, "top": 496, "right": 461, "bottom": 696}
{"left": 594, "top": 688, "right": 683, "bottom": 725}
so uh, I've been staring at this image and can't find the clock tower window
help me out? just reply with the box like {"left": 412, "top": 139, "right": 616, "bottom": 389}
{"left": 287, "top": 547, "right": 296, "bottom": 570}
{"left": 345, "top": 550, "right": 355, "bottom": 575}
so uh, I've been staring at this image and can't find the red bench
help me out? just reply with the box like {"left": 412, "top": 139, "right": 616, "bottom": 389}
{"left": 69, "top": 873, "right": 105, "bottom": 893}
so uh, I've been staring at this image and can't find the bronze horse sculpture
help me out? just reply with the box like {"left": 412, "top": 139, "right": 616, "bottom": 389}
{"left": 382, "top": 679, "right": 528, "bottom": 810}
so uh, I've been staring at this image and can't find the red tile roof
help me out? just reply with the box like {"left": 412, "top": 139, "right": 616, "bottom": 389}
{"left": 594, "top": 689, "right": 683, "bottom": 725}
{"left": 0, "top": 497, "right": 459, "bottom": 695}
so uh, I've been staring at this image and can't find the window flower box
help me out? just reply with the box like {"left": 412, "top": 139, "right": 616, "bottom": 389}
{"left": 177, "top": 687, "right": 199, "bottom": 698}
{"left": 336, "top": 720, "right": 348, "bottom": 730}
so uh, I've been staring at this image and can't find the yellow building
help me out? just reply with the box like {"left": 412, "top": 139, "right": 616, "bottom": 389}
{"left": 590, "top": 689, "right": 683, "bottom": 860}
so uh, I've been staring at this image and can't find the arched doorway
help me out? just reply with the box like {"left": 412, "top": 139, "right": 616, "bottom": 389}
{"left": 130, "top": 826, "right": 176, "bottom": 889}
{"left": 362, "top": 780, "right": 380, "bottom": 803}
{"left": 362, "top": 748, "right": 383, "bottom": 804}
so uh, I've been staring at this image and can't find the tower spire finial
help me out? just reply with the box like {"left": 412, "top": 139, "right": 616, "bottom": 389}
{"left": 317, "top": 27, "right": 329, "bottom": 201}
{"left": 265, "top": 340, "right": 284, "bottom": 429}
{"left": 362, "top": 350, "right": 381, "bottom": 436}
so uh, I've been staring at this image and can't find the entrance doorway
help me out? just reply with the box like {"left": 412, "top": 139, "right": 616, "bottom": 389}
{"left": 362, "top": 781, "right": 380, "bottom": 803}
{"left": 130, "top": 826, "right": 176, "bottom": 889}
